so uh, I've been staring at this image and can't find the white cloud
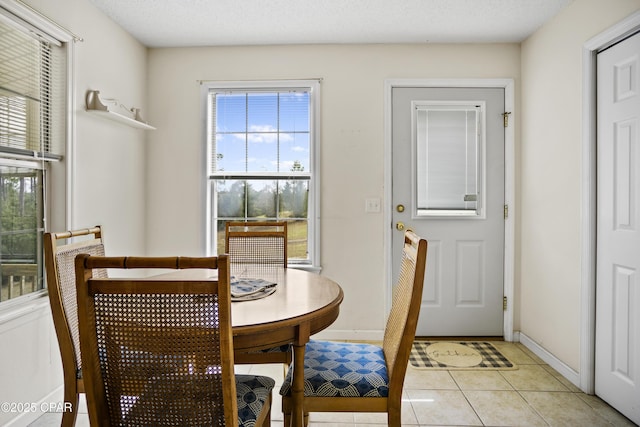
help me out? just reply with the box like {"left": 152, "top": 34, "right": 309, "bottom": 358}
{"left": 231, "top": 125, "right": 295, "bottom": 144}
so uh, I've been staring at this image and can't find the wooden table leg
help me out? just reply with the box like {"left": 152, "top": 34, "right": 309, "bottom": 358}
{"left": 291, "top": 322, "right": 310, "bottom": 427}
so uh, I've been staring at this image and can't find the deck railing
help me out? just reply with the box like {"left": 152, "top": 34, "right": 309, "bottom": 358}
{"left": 1, "top": 264, "right": 39, "bottom": 301}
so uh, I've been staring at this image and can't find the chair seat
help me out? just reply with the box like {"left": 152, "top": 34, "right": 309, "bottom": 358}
{"left": 123, "top": 374, "right": 274, "bottom": 426}
{"left": 236, "top": 374, "right": 276, "bottom": 426}
{"left": 280, "top": 340, "right": 389, "bottom": 398}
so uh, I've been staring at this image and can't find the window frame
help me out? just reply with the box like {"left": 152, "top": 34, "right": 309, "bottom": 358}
{"left": 202, "top": 80, "right": 321, "bottom": 270}
{"left": 0, "top": 2, "right": 74, "bottom": 311}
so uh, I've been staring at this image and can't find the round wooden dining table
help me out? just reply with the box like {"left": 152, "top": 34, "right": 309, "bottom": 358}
{"left": 159, "top": 267, "right": 343, "bottom": 427}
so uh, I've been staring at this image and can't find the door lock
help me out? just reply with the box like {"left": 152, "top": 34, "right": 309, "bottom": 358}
{"left": 396, "top": 204, "right": 405, "bottom": 213}
{"left": 396, "top": 222, "right": 405, "bottom": 231}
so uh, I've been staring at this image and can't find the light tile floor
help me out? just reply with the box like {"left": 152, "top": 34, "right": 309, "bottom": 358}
{"left": 30, "top": 342, "right": 637, "bottom": 426}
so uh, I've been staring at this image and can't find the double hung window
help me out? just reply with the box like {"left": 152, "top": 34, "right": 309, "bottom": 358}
{"left": 204, "top": 80, "right": 320, "bottom": 268}
{"left": 0, "top": 8, "right": 68, "bottom": 303}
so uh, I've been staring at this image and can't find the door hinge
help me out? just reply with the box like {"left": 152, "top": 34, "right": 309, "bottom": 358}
{"left": 502, "top": 112, "right": 512, "bottom": 127}
{"left": 503, "top": 296, "right": 508, "bottom": 311}
{"left": 504, "top": 204, "right": 509, "bottom": 219}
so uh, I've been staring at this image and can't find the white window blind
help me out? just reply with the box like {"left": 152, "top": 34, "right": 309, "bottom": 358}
{"left": 0, "top": 17, "right": 65, "bottom": 160}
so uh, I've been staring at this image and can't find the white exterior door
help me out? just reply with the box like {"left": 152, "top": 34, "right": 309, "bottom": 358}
{"left": 596, "top": 30, "right": 640, "bottom": 425}
{"left": 391, "top": 87, "right": 505, "bottom": 336}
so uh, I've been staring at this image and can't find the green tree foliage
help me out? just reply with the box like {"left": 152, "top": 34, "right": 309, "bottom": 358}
{"left": 216, "top": 160, "right": 308, "bottom": 221}
{"left": 0, "top": 173, "right": 40, "bottom": 262}
{"left": 279, "top": 161, "right": 308, "bottom": 218}
{"left": 249, "top": 182, "right": 277, "bottom": 218}
{"left": 217, "top": 180, "right": 246, "bottom": 230}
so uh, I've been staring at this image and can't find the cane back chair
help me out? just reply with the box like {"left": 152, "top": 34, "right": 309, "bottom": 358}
{"left": 75, "top": 255, "right": 274, "bottom": 426}
{"left": 280, "top": 230, "right": 427, "bottom": 427}
{"left": 44, "top": 226, "right": 106, "bottom": 427}
{"left": 225, "top": 221, "right": 291, "bottom": 365}
{"left": 225, "top": 221, "right": 288, "bottom": 272}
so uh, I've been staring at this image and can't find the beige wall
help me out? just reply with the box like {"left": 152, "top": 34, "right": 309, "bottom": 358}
{"left": 146, "top": 43, "right": 520, "bottom": 336}
{"left": 0, "top": 0, "right": 148, "bottom": 424}
{"left": 520, "top": 0, "right": 640, "bottom": 371}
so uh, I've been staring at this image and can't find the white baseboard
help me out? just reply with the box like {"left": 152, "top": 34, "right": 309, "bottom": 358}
{"left": 518, "top": 332, "right": 582, "bottom": 390}
{"left": 4, "top": 385, "right": 64, "bottom": 426}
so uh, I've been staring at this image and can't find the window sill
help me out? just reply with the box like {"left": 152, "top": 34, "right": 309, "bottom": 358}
{"left": 0, "top": 291, "right": 50, "bottom": 327}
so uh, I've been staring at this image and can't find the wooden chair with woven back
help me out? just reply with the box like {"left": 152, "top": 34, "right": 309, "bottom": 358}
{"left": 280, "top": 229, "right": 428, "bottom": 427}
{"left": 225, "top": 221, "right": 292, "bottom": 365}
{"left": 75, "top": 254, "right": 275, "bottom": 426}
{"left": 44, "top": 226, "right": 107, "bottom": 427}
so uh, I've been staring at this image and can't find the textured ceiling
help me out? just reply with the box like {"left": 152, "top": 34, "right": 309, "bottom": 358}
{"left": 88, "top": 0, "right": 574, "bottom": 48}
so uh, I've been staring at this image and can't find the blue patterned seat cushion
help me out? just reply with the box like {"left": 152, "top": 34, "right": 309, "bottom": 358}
{"left": 237, "top": 374, "right": 275, "bottom": 427}
{"left": 279, "top": 340, "right": 389, "bottom": 398}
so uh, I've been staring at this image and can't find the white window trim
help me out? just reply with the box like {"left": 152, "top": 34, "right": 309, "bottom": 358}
{"left": 201, "top": 79, "right": 322, "bottom": 271}
{"left": 0, "top": 0, "right": 79, "bottom": 44}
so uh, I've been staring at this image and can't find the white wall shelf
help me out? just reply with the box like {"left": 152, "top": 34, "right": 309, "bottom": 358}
{"left": 85, "top": 90, "right": 155, "bottom": 130}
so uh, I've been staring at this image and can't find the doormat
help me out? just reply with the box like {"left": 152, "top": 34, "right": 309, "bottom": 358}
{"left": 410, "top": 341, "right": 517, "bottom": 370}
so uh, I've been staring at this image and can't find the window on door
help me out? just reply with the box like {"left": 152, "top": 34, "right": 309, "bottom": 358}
{"left": 414, "top": 102, "right": 486, "bottom": 218}
{"left": 203, "top": 80, "right": 321, "bottom": 268}
{"left": 0, "top": 11, "right": 67, "bottom": 303}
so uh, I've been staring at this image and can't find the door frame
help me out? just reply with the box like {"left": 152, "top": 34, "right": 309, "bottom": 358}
{"left": 581, "top": 11, "right": 640, "bottom": 395}
{"left": 384, "top": 78, "right": 515, "bottom": 341}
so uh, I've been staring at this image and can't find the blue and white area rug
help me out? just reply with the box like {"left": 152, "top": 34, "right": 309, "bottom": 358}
{"left": 410, "top": 341, "right": 517, "bottom": 370}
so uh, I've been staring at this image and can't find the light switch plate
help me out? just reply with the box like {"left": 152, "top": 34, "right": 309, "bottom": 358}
{"left": 365, "top": 198, "right": 381, "bottom": 213}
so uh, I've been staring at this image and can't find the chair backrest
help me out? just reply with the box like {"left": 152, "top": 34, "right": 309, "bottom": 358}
{"left": 383, "top": 230, "right": 427, "bottom": 391}
{"left": 225, "top": 221, "right": 288, "bottom": 274}
{"left": 44, "top": 226, "right": 107, "bottom": 380}
{"left": 75, "top": 255, "right": 236, "bottom": 427}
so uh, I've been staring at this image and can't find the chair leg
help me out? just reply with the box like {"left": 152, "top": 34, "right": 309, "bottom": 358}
{"left": 61, "top": 389, "right": 79, "bottom": 427}
{"left": 256, "top": 391, "right": 272, "bottom": 427}
{"left": 282, "top": 408, "right": 307, "bottom": 426}
{"left": 265, "top": 393, "right": 272, "bottom": 427}
{"left": 387, "top": 407, "right": 401, "bottom": 427}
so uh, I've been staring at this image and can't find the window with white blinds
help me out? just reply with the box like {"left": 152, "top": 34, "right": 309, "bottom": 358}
{"left": 0, "top": 17, "right": 65, "bottom": 159}
{"left": 204, "top": 80, "right": 321, "bottom": 268}
{"left": 0, "top": 6, "right": 69, "bottom": 304}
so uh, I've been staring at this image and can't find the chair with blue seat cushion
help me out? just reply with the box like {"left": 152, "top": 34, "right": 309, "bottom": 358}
{"left": 280, "top": 230, "right": 427, "bottom": 427}
{"left": 75, "top": 254, "right": 275, "bottom": 427}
